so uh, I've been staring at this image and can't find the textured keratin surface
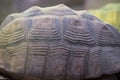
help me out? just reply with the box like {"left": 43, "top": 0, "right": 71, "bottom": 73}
{"left": 0, "top": 4, "right": 120, "bottom": 80}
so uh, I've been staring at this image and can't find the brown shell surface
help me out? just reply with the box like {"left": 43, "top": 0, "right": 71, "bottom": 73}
{"left": 0, "top": 4, "right": 120, "bottom": 80}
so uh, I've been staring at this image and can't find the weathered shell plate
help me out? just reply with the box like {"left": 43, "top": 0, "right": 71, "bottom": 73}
{"left": 0, "top": 4, "right": 120, "bottom": 80}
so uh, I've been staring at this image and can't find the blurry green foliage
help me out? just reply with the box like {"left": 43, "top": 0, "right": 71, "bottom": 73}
{"left": 90, "top": 3, "right": 120, "bottom": 31}
{"left": 85, "top": 0, "right": 120, "bottom": 9}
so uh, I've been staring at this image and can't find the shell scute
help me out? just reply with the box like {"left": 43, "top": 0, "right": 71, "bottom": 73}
{"left": 0, "top": 4, "right": 120, "bottom": 80}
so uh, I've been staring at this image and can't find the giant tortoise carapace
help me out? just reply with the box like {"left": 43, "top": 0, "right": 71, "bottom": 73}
{"left": 0, "top": 4, "right": 120, "bottom": 80}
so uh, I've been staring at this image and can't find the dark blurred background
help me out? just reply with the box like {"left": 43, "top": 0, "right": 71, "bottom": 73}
{"left": 0, "top": 0, "right": 120, "bottom": 24}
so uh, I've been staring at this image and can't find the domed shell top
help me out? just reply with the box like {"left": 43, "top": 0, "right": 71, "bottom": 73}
{"left": 0, "top": 4, "right": 120, "bottom": 80}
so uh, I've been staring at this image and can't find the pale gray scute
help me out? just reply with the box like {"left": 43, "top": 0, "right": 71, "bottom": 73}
{"left": 99, "top": 25, "right": 119, "bottom": 45}
{"left": 0, "top": 4, "right": 76, "bottom": 29}
{"left": 0, "top": 4, "right": 120, "bottom": 80}
{"left": 63, "top": 16, "right": 95, "bottom": 45}
{"left": 0, "top": 6, "right": 43, "bottom": 29}
{"left": 0, "top": 49, "right": 5, "bottom": 68}
{"left": 28, "top": 16, "right": 61, "bottom": 41}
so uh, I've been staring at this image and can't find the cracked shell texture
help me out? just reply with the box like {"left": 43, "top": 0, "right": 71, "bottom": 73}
{"left": 0, "top": 4, "right": 120, "bottom": 80}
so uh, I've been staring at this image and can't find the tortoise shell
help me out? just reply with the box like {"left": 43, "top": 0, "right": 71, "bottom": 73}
{"left": 0, "top": 4, "right": 120, "bottom": 80}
